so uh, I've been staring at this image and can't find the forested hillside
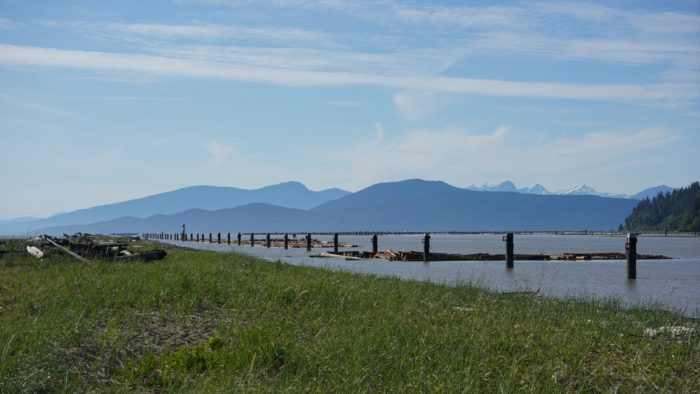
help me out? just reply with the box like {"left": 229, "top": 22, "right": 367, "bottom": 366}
{"left": 624, "top": 182, "right": 700, "bottom": 232}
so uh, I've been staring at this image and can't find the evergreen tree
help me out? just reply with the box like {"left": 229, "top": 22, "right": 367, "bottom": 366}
{"left": 623, "top": 181, "right": 700, "bottom": 231}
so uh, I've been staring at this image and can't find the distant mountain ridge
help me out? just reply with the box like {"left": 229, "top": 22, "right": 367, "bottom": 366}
{"left": 0, "top": 181, "right": 350, "bottom": 235}
{"left": 467, "top": 180, "right": 672, "bottom": 199}
{"left": 40, "top": 179, "right": 638, "bottom": 234}
{"left": 631, "top": 185, "right": 674, "bottom": 200}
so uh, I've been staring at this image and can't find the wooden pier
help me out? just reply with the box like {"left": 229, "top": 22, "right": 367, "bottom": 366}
{"left": 314, "top": 250, "right": 670, "bottom": 262}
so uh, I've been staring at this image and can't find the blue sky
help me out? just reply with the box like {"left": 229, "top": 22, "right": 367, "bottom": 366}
{"left": 1, "top": 0, "right": 699, "bottom": 218}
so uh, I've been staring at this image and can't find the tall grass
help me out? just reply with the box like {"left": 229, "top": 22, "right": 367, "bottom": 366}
{"left": 0, "top": 243, "right": 698, "bottom": 392}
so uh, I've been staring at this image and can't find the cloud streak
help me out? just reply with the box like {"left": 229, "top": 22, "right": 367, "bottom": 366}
{"left": 1, "top": 44, "right": 694, "bottom": 104}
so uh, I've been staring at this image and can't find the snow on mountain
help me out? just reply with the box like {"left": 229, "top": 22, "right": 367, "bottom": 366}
{"left": 467, "top": 180, "right": 549, "bottom": 195}
{"left": 468, "top": 181, "right": 519, "bottom": 192}
{"left": 466, "top": 181, "right": 645, "bottom": 199}
{"left": 525, "top": 184, "right": 550, "bottom": 195}
{"left": 555, "top": 184, "right": 630, "bottom": 198}
{"left": 555, "top": 184, "right": 599, "bottom": 196}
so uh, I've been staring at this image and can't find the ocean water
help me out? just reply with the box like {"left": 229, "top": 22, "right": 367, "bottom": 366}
{"left": 170, "top": 234, "right": 700, "bottom": 318}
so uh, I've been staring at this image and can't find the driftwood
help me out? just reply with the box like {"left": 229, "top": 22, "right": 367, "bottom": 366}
{"left": 316, "top": 252, "right": 364, "bottom": 260}
{"left": 32, "top": 234, "right": 167, "bottom": 263}
{"left": 43, "top": 236, "right": 91, "bottom": 263}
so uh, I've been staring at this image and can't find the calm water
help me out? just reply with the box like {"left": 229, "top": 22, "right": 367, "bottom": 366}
{"left": 169, "top": 234, "right": 700, "bottom": 318}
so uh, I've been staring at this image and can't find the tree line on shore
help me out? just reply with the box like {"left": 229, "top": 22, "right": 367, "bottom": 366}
{"left": 624, "top": 181, "right": 700, "bottom": 232}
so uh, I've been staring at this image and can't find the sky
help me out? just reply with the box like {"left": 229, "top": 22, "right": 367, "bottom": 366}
{"left": 0, "top": 0, "right": 699, "bottom": 219}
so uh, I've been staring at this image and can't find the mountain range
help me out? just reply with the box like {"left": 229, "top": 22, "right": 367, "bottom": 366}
{"left": 31, "top": 179, "right": 640, "bottom": 235}
{"left": 0, "top": 182, "right": 349, "bottom": 235}
{"left": 467, "top": 181, "right": 672, "bottom": 200}
{"left": 1, "top": 179, "right": 674, "bottom": 235}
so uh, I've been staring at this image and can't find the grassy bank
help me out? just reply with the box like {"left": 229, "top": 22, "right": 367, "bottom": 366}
{"left": 0, "top": 241, "right": 698, "bottom": 392}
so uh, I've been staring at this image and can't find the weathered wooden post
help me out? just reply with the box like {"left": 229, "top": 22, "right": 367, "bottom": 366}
{"left": 209, "top": 233, "right": 212, "bottom": 243}
{"left": 266, "top": 233, "right": 271, "bottom": 248}
{"left": 201, "top": 234, "right": 205, "bottom": 243}
{"left": 505, "top": 233, "right": 514, "bottom": 269}
{"left": 306, "top": 233, "right": 312, "bottom": 252}
{"left": 372, "top": 233, "right": 378, "bottom": 255}
{"left": 250, "top": 233, "right": 255, "bottom": 247}
{"left": 423, "top": 233, "right": 431, "bottom": 262}
{"left": 227, "top": 233, "right": 231, "bottom": 245}
{"left": 333, "top": 233, "right": 339, "bottom": 254}
{"left": 284, "top": 233, "right": 289, "bottom": 249}
{"left": 216, "top": 232, "right": 220, "bottom": 244}
{"left": 196, "top": 234, "right": 200, "bottom": 242}
{"left": 237, "top": 232, "right": 241, "bottom": 246}
{"left": 626, "top": 233, "right": 637, "bottom": 280}
{"left": 190, "top": 233, "right": 193, "bottom": 242}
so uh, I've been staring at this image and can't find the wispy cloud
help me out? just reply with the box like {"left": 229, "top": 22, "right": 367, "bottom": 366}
{"left": 182, "top": 0, "right": 699, "bottom": 69}
{"left": 0, "top": 17, "right": 22, "bottom": 30}
{"left": 56, "top": 95, "right": 183, "bottom": 101}
{"left": 204, "top": 140, "right": 235, "bottom": 166}
{"left": 0, "top": 94, "right": 78, "bottom": 118}
{"left": 393, "top": 91, "right": 447, "bottom": 121}
{"left": 467, "top": 32, "right": 700, "bottom": 66}
{"left": 1, "top": 44, "right": 694, "bottom": 104}
{"left": 333, "top": 125, "right": 679, "bottom": 190}
{"left": 104, "top": 22, "right": 337, "bottom": 46}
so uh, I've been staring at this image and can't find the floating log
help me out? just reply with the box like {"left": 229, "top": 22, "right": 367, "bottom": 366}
{"left": 312, "top": 249, "right": 670, "bottom": 262}
{"left": 316, "top": 252, "right": 363, "bottom": 260}
{"left": 371, "top": 251, "right": 671, "bottom": 262}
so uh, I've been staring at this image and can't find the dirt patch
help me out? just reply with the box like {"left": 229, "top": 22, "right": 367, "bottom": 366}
{"left": 129, "top": 310, "right": 220, "bottom": 353}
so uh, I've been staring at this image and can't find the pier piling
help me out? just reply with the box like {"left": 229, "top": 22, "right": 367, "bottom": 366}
{"left": 306, "top": 233, "right": 312, "bottom": 252}
{"left": 505, "top": 233, "right": 514, "bottom": 269}
{"left": 423, "top": 233, "right": 431, "bottom": 262}
{"left": 284, "top": 233, "right": 289, "bottom": 249}
{"left": 333, "top": 233, "right": 339, "bottom": 253}
{"left": 626, "top": 233, "right": 637, "bottom": 280}
{"left": 266, "top": 233, "right": 271, "bottom": 248}
{"left": 372, "top": 233, "right": 378, "bottom": 255}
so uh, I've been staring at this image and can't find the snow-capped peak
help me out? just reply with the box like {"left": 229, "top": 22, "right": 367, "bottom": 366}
{"left": 556, "top": 184, "right": 598, "bottom": 195}
{"left": 526, "top": 184, "right": 550, "bottom": 195}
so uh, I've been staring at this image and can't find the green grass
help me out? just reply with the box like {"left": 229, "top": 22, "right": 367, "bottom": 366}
{"left": 0, "top": 241, "right": 698, "bottom": 392}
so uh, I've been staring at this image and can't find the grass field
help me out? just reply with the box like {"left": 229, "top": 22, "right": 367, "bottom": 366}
{"left": 0, "top": 240, "right": 698, "bottom": 392}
